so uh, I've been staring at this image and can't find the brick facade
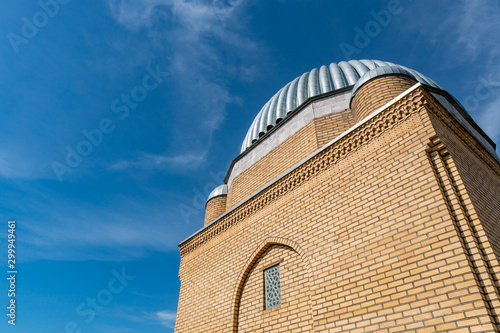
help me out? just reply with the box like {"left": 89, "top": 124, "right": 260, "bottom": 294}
{"left": 313, "top": 107, "right": 356, "bottom": 150}
{"left": 176, "top": 77, "right": 500, "bottom": 332}
{"left": 226, "top": 108, "right": 355, "bottom": 211}
{"left": 237, "top": 244, "right": 314, "bottom": 331}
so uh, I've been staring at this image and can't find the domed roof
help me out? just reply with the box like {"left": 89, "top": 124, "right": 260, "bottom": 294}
{"left": 352, "top": 65, "right": 416, "bottom": 96}
{"left": 241, "top": 59, "right": 443, "bottom": 153}
{"left": 206, "top": 184, "right": 228, "bottom": 203}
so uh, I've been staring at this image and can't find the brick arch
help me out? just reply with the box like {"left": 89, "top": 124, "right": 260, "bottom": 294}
{"left": 231, "top": 236, "right": 314, "bottom": 332}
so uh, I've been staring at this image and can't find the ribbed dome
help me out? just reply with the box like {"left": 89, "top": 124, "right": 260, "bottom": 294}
{"left": 352, "top": 65, "right": 416, "bottom": 96}
{"left": 207, "top": 184, "right": 228, "bottom": 202}
{"left": 241, "top": 60, "right": 442, "bottom": 153}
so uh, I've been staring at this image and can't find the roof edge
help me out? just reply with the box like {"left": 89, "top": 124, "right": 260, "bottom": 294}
{"left": 425, "top": 86, "right": 496, "bottom": 149}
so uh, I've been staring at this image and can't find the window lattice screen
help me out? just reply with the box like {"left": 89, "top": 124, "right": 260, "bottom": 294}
{"left": 264, "top": 264, "right": 281, "bottom": 309}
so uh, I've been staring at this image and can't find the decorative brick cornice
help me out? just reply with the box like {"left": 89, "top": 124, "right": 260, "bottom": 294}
{"left": 179, "top": 86, "right": 429, "bottom": 256}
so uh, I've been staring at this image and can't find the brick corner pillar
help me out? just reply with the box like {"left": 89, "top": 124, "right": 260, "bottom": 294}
{"left": 204, "top": 195, "right": 227, "bottom": 226}
{"left": 351, "top": 74, "right": 418, "bottom": 123}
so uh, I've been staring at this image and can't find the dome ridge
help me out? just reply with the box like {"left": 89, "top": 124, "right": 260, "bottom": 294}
{"left": 241, "top": 59, "right": 440, "bottom": 153}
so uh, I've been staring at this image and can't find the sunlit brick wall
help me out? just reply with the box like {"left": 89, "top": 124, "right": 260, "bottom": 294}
{"left": 237, "top": 244, "right": 313, "bottom": 331}
{"left": 351, "top": 75, "right": 417, "bottom": 122}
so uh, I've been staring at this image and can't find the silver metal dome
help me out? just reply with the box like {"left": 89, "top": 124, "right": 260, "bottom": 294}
{"left": 206, "top": 184, "right": 228, "bottom": 203}
{"left": 241, "top": 60, "right": 442, "bottom": 153}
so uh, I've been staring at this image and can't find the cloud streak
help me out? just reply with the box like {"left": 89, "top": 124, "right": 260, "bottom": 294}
{"left": 451, "top": 1, "right": 500, "bottom": 61}
{"left": 155, "top": 310, "right": 177, "bottom": 328}
{"left": 451, "top": 1, "right": 500, "bottom": 144}
{"left": 108, "top": 307, "right": 177, "bottom": 329}
{"left": 477, "top": 96, "right": 500, "bottom": 144}
{"left": 110, "top": 151, "right": 207, "bottom": 171}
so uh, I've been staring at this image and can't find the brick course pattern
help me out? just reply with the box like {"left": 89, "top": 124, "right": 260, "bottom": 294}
{"left": 175, "top": 78, "right": 500, "bottom": 332}
{"left": 205, "top": 195, "right": 227, "bottom": 226}
{"left": 314, "top": 108, "right": 355, "bottom": 148}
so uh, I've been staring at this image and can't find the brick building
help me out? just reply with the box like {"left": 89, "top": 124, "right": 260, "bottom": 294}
{"left": 175, "top": 59, "right": 500, "bottom": 332}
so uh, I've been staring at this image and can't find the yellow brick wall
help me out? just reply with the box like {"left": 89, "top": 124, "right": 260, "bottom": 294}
{"left": 351, "top": 75, "right": 417, "bottom": 122}
{"left": 204, "top": 195, "right": 227, "bottom": 226}
{"left": 227, "top": 109, "right": 355, "bottom": 209}
{"left": 226, "top": 120, "right": 318, "bottom": 210}
{"left": 175, "top": 86, "right": 500, "bottom": 332}
{"left": 315, "top": 108, "right": 356, "bottom": 147}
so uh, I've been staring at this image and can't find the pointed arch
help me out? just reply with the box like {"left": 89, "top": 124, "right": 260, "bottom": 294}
{"left": 230, "top": 236, "right": 314, "bottom": 331}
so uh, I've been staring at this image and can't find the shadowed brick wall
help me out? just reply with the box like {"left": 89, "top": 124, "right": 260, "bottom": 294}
{"left": 428, "top": 108, "right": 500, "bottom": 264}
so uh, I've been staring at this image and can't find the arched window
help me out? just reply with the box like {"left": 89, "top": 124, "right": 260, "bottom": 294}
{"left": 264, "top": 264, "right": 281, "bottom": 309}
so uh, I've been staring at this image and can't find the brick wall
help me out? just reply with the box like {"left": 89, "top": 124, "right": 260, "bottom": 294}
{"left": 351, "top": 75, "right": 417, "bottom": 122}
{"left": 205, "top": 195, "right": 227, "bottom": 226}
{"left": 455, "top": 151, "right": 500, "bottom": 259}
{"left": 314, "top": 108, "right": 355, "bottom": 147}
{"left": 175, "top": 86, "right": 500, "bottom": 332}
{"left": 229, "top": 74, "right": 417, "bottom": 212}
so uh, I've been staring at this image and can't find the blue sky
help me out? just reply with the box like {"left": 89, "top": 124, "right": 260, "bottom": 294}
{"left": 0, "top": 0, "right": 499, "bottom": 332}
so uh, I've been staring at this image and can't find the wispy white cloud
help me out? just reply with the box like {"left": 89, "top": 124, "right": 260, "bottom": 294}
{"left": 19, "top": 192, "right": 189, "bottom": 261}
{"left": 108, "top": 307, "right": 177, "bottom": 329}
{"left": 110, "top": 151, "right": 207, "bottom": 171}
{"left": 0, "top": 147, "right": 47, "bottom": 179}
{"left": 106, "top": 0, "right": 265, "bottom": 155}
{"left": 0, "top": 0, "right": 265, "bottom": 180}
{"left": 155, "top": 310, "right": 177, "bottom": 328}
{"left": 477, "top": 96, "right": 500, "bottom": 143}
{"left": 450, "top": 1, "right": 500, "bottom": 144}
{"left": 407, "top": 1, "right": 500, "bottom": 64}
{"left": 451, "top": 1, "right": 500, "bottom": 62}
{"left": 0, "top": 150, "right": 13, "bottom": 178}
{"left": 408, "top": 1, "right": 500, "bottom": 144}
{"left": 106, "top": 0, "right": 171, "bottom": 31}
{"left": 107, "top": 0, "right": 244, "bottom": 34}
